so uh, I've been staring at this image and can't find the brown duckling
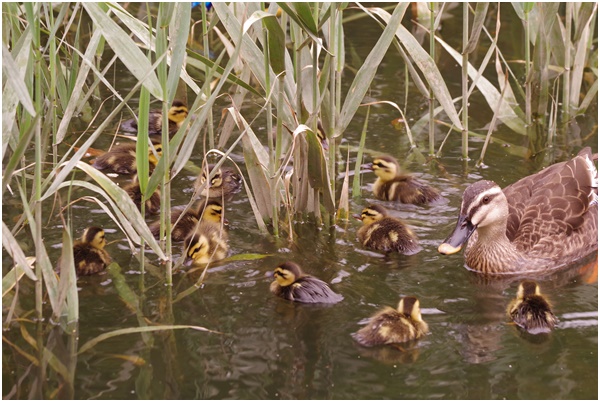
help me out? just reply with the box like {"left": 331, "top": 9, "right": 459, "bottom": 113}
{"left": 120, "top": 100, "right": 188, "bottom": 137}
{"left": 356, "top": 205, "right": 420, "bottom": 255}
{"left": 92, "top": 142, "right": 162, "bottom": 175}
{"left": 183, "top": 221, "right": 229, "bottom": 265}
{"left": 370, "top": 155, "right": 440, "bottom": 205}
{"left": 57, "top": 227, "right": 111, "bottom": 276}
{"left": 122, "top": 175, "right": 161, "bottom": 215}
{"left": 352, "top": 296, "right": 429, "bottom": 347}
{"left": 507, "top": 281, "right": 558, "bottom": 334}
{"left": 270, "top": 261, "right": 343, "bottom": 304}
{"left": 150, "top": 200, "right": 224, "bottom": 242}
{"left": 193, "top": 165, "right": 242, "bottom": 199}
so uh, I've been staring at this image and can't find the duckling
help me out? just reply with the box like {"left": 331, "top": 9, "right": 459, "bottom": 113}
{"left": 270, "top": 261, "right": 343, "bottom": 304}
{"left": 122, "top": 175, "right": 161, "bottom": 215}
{"left": 507, "top": 281, "right": 557, "bottom": 334}
{"left": 370, "top": 155, "right": 441, "bottom": 205}
{"left": 356, "top": 204, "right": 420, "bottom": 255}
{"left": 92, "top": 142, "right": 162, "bottom": 175}
{"left": 150, "top": 200, "right": 224, "bottom": 242}
{"left": 120, "top": 100, "right": 188, "bottom": 137}
{"left": 183, "top": 221, "right": 229, "bottom": 265}
{"left": 352, "top": 296, "right": 429, "bottom": 347}
{"left": 57, "top": 227, "right": 111, "bottom": 276}
{"left": 193, "top": 165, "right": 242, "bottom": 199}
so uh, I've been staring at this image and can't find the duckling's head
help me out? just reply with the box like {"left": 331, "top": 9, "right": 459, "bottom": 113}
{"left": 316, "top": 120, "right": 329, "bottom": 150}
{"left": 357, "top": 204, "right": 389, "bottom": 226}
{"left": 82, "top": 227, "right": 106, "bottom": 250}
{"left": 148, "top": 143, "right": 163, "bottom": 165}
{"left": 200, "top": 200, "right": 224, "bottom": 224}
{"left": 516, "top": 280, "right": 542, "bottom": 300}
{"left": 371, "top": 155, "right": 400, "bottom": 181}
{"left": 397, "top": 296, "right": 423, "bottom": 322}
{"left": 272, "top": 261, "right": 304, "bottom": 287}
{"left": 199, "top": 165, "right": 242, "bottom": 197}
{"left": 185, "top": 233, "right": 211, "bottom": 265}
{"left": 167, "top": 100, "right": 189, "bottom": 124}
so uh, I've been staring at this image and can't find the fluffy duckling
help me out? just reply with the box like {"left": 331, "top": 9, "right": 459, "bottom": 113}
{"left": 270, "top": 261, "right": 343, "bottom": 304}
{"left": 352, "top": 296, "right": 429, "bottom": 347}
{"left": 370, "top": 155, "right": 440, "bottom": 205}
{"left": 356, "top": 205, "right": 420, "bottom": 255}
{"left": 183, "top": 222, "right": 229, "bottom": 265}
{"left": 92, "top": 142, "right": 162, "bottom": 175}
{"left": 507, "top": 281, "right": 558, "bottom": 334}
{"left": 120, "top": 100, "right": 188, "bottom": 137}
{"left": 57, "top": 227, "right": 111, "bottom": 276}
{"left": 122, "top": 175, "right": 161, "bottom": 215}
{"left": 150, "top": 200, "right": 224, "bottom": 242}
{"left": 194, "top": 165, "right": 242, "bottom": 199}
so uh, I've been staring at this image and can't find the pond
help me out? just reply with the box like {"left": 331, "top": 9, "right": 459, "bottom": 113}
{"left": 3, "top": 3, "right": 598, "bottom": 399}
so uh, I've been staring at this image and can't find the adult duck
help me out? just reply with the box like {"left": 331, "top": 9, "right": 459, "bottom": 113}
{"left": 438, "top": 147, "right": 598, "bottom": 275}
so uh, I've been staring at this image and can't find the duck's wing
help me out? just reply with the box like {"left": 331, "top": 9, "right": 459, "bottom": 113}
{"left": 293, "top": 277, "right": 343, "bottom": 304}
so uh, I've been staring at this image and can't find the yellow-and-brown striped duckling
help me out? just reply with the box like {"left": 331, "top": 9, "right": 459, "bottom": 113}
{"left": 438, "top": 147, "right": 598, "bottom": 274}
{"left": 194, "top": 165, "right": 242, "bottom": 199}
{"left": 270, "top": 261, "right": 343, "bottom": 304}
{"left": 120, "top": 100, "right": 188, "bottom": 137}
{"left": 352, "top": 296, "right": 429, "bottom": 347}
{"left": 356, "top": 205, "right": 420, "bottom": 255}
{"left": 122, "top": 175, "right": 161, "bottom": 215}
{"left": 370, "top": 155, "right": 441, "bottom": 205}
{"left": 507, "top": 280, "right": 557, "bottom": 334}
{"left": 150, "top": 200, "right": 224, "bottom": 242}
{"left": 57, "top": 227, "right": 111, "bottom": 276}
{"left": 183, "top": 221, "right": 229, "bottom": 265}
{"left": 92, "top": 142, "right": 162, "bottom": 175}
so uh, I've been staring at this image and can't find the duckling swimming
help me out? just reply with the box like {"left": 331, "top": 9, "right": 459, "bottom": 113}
{"left": 370, "top": 155, "right": 440, "bottom": 205}
{"left": 356, "top": 205, "right": 420, "bottom": 255}
{"left": 150, "top": 200, "right": 224, "bottom": 242}
{"left": 92, "top": 142, "right": 162, "bottom": 175}
{"left": 352, "top": 296, "right": 429, "bottom": 347}
{"left": 120, "top": 100, "right": 188, "bottom": 137}
{"left": 183, "top": 221, "right": 229, "bottom": 265}
{"left": 270, "top": 261, "right": 343, "bottom": 304}
{"left": 194, "top": 165, "right": 242, "bottom": 199}
{"left": 57, "top": 227, "right": 111, "bottom": 276}
{"left": 123, "top": 175, "right": 161, "bottom": 215}
{"left": 507, "top": 280, "right": 557, "bottom": 334}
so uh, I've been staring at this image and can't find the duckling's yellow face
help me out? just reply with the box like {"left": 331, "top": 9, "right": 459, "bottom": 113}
{"left": 200, "top": 168, "right": 223, "bottom": 188}
{"left": 517, "top": 280, "right": 541, "bottom": 300}
{"left": 148, "top": 144, "right": 163, "bottom": 165}
{"left": 359, "top": 206, "right": 385, "bottom": 226}
{"left": 187, "top": 234, "right": 211, "bottom": 264}
{"left": 371, "top": 157, "right": 399, "bottom": 181}
{"left": 201, "top": 203, "right": 223, "bottom": 223}
{"left": 82, "top": 227, "right": 106, "bottom": 250}
{"left": 273, "top": 262, "right": 303, "bottom": 287}
{"left": 398, "top": 297, "right": 423, "bottom": 322}
{"left": 167, "top": 103, "right": 188, "bottom": 124}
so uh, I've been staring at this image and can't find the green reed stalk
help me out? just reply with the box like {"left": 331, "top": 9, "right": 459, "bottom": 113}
{"left": 461, "top": 2, "right": 469, "bottom": 160}
{"left": 428, "top": 2, "right": 436, "bottom": 157}
{"left": 562, "top": 3, "right": 572, "bottom": 119}
{"left": 202, "top": 2, "right": 215, "bottom": 149}
{"left": 524, "top": 3, "right": 533, "bottom": 126}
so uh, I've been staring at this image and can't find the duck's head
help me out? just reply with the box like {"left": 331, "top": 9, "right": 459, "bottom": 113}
{"left": 82, "top": 227, "right": 106, "bottom": 250}
{"left": 516, "top": 280, "right": 542, "bottom": 300}
{"left": 438, "top": 180, "right": 508, "bottom": 255}
{"left": 200, "top": 200, "right": 224, "bottom": 224}
{"left": 199, "top": 165, "right": 242, "bottom": 197}
{"left": 355, "top": 204, "right": 388, "bottom": 226}
{"left": 398, "top": 296, "right": 423, "bottom": 322}
{"left": 148, "top": 143, "right": 163, "bottom": 165}
{"left": 370, "top": 155, "right": 400, "bottom": 181}
{"left": 167, "top": 100, "right": 189, "bottom": 124}
{"left": 316, "top": 120, "right": 329, "bottom": 151}
{"left": 272, "top": 261, "right": 304, "bottom": 287}
{"left": 185, "top": 233, "right": 211, "bottom": 265}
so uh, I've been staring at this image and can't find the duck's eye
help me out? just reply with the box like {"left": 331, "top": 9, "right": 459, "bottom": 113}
{"left": 482, "top": 196, "right": 490, "bottom": 204}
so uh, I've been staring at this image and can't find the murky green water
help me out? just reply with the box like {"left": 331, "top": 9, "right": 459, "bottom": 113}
{"left": 3, "top": 4, "right": 598, "bottom": 399}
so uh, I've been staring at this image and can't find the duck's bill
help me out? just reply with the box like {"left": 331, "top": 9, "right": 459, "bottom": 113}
{"left": 438, "top": 215, "right": 476, "bottom": 255}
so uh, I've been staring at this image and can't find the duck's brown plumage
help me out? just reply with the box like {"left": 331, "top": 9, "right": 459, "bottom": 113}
{"left": 123, "top": 176, "right": 161, "bottom": 215}
{"left": 370, "top": 155, "right": 441, "bottom": 205}
{"left": 353, "top": 296, "right": 429, "bottom": 347}
{"left": 120, "top": 100, "right": 188, "bottom": 137}
{"left": 57, "top": 227, "right": 111, "bottom": 276}
{"left": 150, "top": 200, "right": 224, "bottom": 242}
{"left": 183, "top": 221, "right": 229, "bottom": 265}
{"left": 92, "top": 142, "right": 162, "bottom": 175}
{"left": 507, "top": 280, "right": 557, "bottom": 334}
{"left": 270, "top": 262, "right": 343, "bottom": 304}
{"left": 356, "top": 205, "right": 420, "bottom": 255}
{"left": 439, "top": 147, "right": 598, "bottom": 274}
{"left": 194, "top": 165, "right": 242, "bottom": 200}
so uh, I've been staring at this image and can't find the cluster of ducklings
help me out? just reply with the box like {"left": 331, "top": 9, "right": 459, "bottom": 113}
{"left": 58, "top": 101, "right": 559, "bottom": 350}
